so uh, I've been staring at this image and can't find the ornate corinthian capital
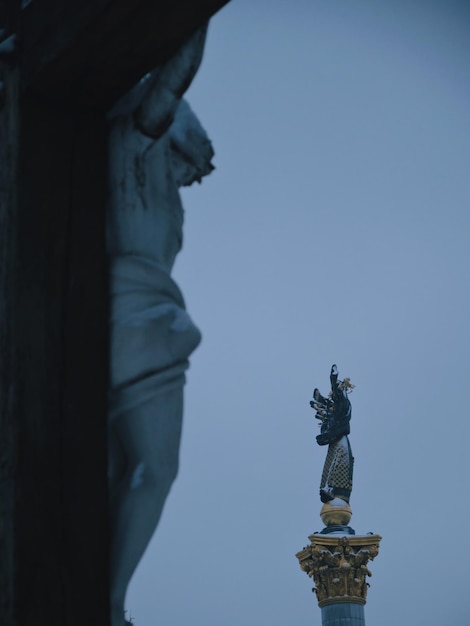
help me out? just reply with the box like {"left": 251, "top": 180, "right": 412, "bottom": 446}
{"left": 295, "top": 534, "right": 381, "bottom": 607}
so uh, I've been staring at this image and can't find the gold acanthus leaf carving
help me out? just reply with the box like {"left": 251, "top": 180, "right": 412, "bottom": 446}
{"left": 295, "top": 535, "right": 381, "bottom": 607}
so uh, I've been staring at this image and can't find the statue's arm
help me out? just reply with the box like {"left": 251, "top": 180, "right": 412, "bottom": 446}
{"left": 135, "top": 25, "right": 207, "bottom": 139}
{"left": 330, "top": 364, "right": 339, "bottom": 392}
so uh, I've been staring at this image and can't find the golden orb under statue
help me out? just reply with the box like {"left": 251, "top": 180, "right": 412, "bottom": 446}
{"left": 320, "top": 499, "right": 352, "bottom": 527}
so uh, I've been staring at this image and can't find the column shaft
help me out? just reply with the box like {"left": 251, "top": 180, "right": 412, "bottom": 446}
{"left": 321, "top": 603, "right": 365, "bottom": 626}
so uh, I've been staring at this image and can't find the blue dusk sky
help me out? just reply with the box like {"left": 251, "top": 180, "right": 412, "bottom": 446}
{"left": 128, "top": 1, "right": 470, "bottom": 624}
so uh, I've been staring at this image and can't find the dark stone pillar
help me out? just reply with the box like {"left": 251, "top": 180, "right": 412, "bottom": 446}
{"left": 0, "top": 28, "right": 20, "bottom": 626}
{"left": 14, "top": 96, "right": 110, "bottom": 626}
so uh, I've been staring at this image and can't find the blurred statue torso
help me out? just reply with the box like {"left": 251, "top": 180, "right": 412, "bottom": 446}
{"left": 106, "top": 27, "right": 214, "bottom": 626}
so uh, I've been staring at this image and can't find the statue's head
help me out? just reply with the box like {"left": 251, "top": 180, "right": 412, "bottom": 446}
{"left": 338, "top": 377, "right": 355, "bottom": 393}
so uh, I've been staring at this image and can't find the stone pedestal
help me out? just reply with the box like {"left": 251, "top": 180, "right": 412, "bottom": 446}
{"left": 296, "top": 533, "right": 381, "bottom": 625}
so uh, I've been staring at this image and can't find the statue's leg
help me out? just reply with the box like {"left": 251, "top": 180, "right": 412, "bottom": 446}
{"left": 109, "top": 386, "right": 183, "bottom": 626}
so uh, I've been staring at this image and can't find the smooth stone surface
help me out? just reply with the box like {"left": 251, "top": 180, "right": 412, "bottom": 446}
{"left": 321, "top": 602, "right": 365, "bottom": 626}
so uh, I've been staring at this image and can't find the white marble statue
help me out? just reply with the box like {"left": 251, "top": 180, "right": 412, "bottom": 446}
{"left": 107, "top": 27, "right": 213, "bottom": 626}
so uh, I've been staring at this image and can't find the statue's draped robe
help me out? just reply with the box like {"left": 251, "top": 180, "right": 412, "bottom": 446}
{"left": 320, "top": 435, "right": 353, "bottom": 503}
{"left": 108, "top": 100, "right": 202, "bottom": 425}
{"left": 108, "top": 256, "right": 201, "bottom": 421}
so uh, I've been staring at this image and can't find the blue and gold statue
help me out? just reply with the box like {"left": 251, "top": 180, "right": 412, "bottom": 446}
{"left": 310, "top": 365, "right": 355, "bottom": 531}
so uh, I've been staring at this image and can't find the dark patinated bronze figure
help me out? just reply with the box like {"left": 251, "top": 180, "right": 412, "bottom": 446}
{"left": 310, "top": 365, "right": 354, "bottom": 505}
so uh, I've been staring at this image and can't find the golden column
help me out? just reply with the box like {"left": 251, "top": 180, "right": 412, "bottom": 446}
{"left": 295, "top": 366, "right": 381, "bottom": 625}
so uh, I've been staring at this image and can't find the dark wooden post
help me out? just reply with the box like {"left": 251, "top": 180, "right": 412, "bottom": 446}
{"left": 0, "top": 2, "right": 229, "bottom": 625}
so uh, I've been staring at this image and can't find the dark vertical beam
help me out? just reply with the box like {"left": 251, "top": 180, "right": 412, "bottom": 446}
{"left": 16, "top": 97, "right": 74, "bottom": 626}
{"left": 0, "top": 46, "right": 20, "bottom": 626}
{"left": 0, "top": 4, "right": 21, "bottom": 624}
{"left": 15, "top": 98, "right": 109, "bottom": 626}
{"left": 61, "top": 110, "right": 109, "bottom": 626}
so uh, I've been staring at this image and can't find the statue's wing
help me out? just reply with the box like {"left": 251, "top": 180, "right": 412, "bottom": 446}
{"left": 310, "top": 388, "right": 329, "bottom": 419}
{"left": 313, "top": 388, "right": 328, "bottom": 406}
